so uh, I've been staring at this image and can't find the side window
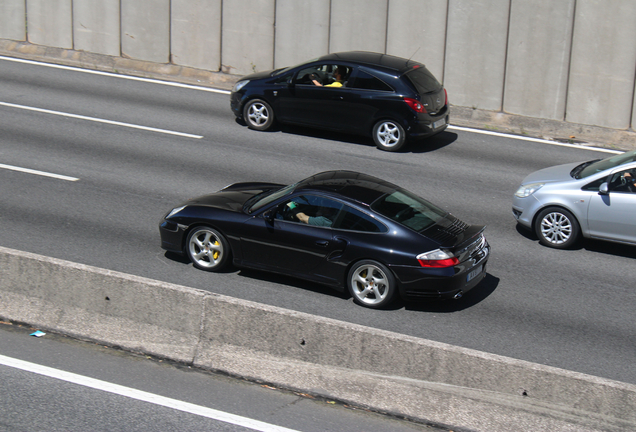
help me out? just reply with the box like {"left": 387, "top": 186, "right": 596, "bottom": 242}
{"left": 297, "top": 65, "right": 325, "bottom": 85}
{"left": 274, "top": 72, "right": 292, "bottom": 85}
{"left": 608, "top": 169, "right": 636, "bottom": 193}
{"left": 334, "top": 206, "right": 387, "bottom": 233}
{"left": 349, "top": 70, "right": 393, "bottom": 92}
{"left": 581, "top": 178, "right": 605, "bottom": 192}
{"left": 276, "top": 195, "right": 342, "bottom": 227}
{"left": 296, "top": 64, "right": 350, "bottom": 87}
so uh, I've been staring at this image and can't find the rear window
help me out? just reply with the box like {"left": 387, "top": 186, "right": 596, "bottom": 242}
{"left": 405, "top": 67, "right": 442, "bottom": 94}
{"left": 371, "top": 189, "right": 447, "bottom": 233}
{"left": 350, "top": 70, "right": 394, "bottom": 92}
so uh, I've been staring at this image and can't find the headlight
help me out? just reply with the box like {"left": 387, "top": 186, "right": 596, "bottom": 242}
{"left": 514, "top": 182, "right": 544, "bottom": 198}
{"left": 232, "top": 80, "right": 249, "bottom": 93}
{"left": 166, "top": 206, "right": 186, "bottom": 219}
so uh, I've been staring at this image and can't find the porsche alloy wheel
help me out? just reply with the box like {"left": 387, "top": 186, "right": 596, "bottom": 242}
{"left": 186, "top": 227, "right": 230, "bottom": 271}
{"left": 347, "top": 260, "right": 396, "bottom": 308}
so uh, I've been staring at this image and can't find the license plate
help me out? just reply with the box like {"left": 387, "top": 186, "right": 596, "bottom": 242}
{"left": 467, "top": 265, "right": 483, "bottom": 282}
{"left": 432, "top": 119, "right": 446, "bottom": 129}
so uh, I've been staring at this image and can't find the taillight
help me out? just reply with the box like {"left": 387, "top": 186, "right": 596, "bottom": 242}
{"left": 417, "top": 249, "right": 459, "bottom": 268}
{"left": 404, "top": 97, "right": 426, "bottom": 113}
{"left": 444, "top": 88, "right": 448, "bottom": 106}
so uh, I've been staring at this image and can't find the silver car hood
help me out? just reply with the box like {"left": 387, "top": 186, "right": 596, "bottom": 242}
{"left": 521, "top": 161, "right": 580, "bottom": 184}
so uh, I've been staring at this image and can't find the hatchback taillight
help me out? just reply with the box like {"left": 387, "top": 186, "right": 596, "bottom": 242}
{"left": 404, "top": 97, "right": 426, "bottom": 113}
{"left": 417, "top": 249, "right": 459, "bottom": 268}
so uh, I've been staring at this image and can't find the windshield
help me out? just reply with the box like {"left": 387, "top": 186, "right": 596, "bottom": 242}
{"left": 575, "top": 150, "right": 636, "bottom": 179}
{"left": 371, "top": 189, "right": 447, "bottom": 232}
{"left": 273, "top": 58, "right": 320, "bottom": 76}
{"left": 247, "top": 182, "right": 298, "bottom": 213}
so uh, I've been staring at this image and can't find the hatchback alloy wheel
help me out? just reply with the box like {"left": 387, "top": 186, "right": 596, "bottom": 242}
{"left": 373, "top": 120, "right": 405, "bottom": 151}
{"left": 244, "top": 99, "right": 274, "bottom": 131}
{"left": 535, "top": 207, "right": 580, "bottom": 249}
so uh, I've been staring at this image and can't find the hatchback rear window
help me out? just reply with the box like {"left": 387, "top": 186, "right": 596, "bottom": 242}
{"left": 350, "top": 70, "right": 393, "bottom": 92}
{"left": 405, "top": 67, "right": 442, "bottom": 94}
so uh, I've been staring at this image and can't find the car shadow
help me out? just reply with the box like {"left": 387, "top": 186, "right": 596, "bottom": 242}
{"left": 408, "top": 131, "right": 458, "bottom": 153}
{"left": 515, "top": 225, "right": 636, "bottom": 258}
{"left": 236, "top": 268, "right": 351, "bottom": 300}
{"left": 164, "top": 251, "right": 497, "bottom": 311}
{"left": 237, "top": 119, "right": 458, "bottom": 154}
{"left": 395, "top": 273, "right": 499, "bottom": 312}
{"left": 163, "top": 251, "right": 240, "bottom": 274}
{"left": 583, "top": 239, "right": 636, "bottom": 258}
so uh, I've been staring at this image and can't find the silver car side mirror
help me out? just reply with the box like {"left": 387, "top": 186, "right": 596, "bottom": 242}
{"left": 599, "top": 182, "right": 609, "bottom": 195}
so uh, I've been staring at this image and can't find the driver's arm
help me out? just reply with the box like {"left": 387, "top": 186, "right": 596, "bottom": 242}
{"left": 296, "top": 212, "right": 310, "bottom": 224}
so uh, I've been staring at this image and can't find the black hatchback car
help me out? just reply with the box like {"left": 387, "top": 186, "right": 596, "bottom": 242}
{"left": 159, "top": 171, "right": 489, "bottom": 309}
{"left": 230, "top": 51, "right": 449, "bottom": 152}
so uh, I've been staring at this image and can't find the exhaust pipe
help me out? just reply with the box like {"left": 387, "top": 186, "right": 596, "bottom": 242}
{"left": 453, "top": 291, "right": 463, "bottom": 300}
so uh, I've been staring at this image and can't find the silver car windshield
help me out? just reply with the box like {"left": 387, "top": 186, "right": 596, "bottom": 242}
{"left": 371, "top": 189, "right": 447, "bottom": 232}
{"left": 577, "top": 149, "right": 636, "bottom": 179}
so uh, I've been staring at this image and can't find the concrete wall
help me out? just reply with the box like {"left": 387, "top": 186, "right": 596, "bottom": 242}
{"left": 504, "top": 0, "right": 574, "bottom": 121}
{"left": 73, "top": 0, "right": 120, "bottom": 56}
{"left": 0, "top": 0, "right": 26, "bottom": 41}
{"left": 1, "top": 245, "right": 636, "bottom": 431}
{"left": 2, "top": 1, "right": 636, "bottom": 134}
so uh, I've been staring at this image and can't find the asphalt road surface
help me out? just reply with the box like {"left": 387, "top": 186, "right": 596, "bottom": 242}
{"left": 1, "top": 56, "right": 635, "bottom": 388}
{"left": 0, "top": 322, "right": 439, "bottom": 431}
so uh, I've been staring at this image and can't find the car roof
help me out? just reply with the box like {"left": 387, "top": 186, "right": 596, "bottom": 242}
{"left": 316, "top": 51, "right": 424, "bottom": 75}
{"left": 294, "top": 171, "right": 398, "bottom": 206}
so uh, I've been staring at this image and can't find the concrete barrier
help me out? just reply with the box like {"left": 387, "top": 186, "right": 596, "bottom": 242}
{"left": 1, "top": 245, "right": 634, "bottom": 432}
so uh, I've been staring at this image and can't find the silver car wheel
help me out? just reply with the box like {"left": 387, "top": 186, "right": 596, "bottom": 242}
{"left": 348, "top": 261, "right": 395, "bottom": 308}
{"left": 540, "top": 211, "right": 572, "bottom": 245}
{"left": 187, "top": 227, "right": 227, "bottom": 271}
{"left": 244, "top": 99, "right": 274, "bottom": 131}
{"left": 535, "top": 207, "right": 580, "bottom": 249}
{"left": 373, "top": 120, "right": 405, "bottom": 151}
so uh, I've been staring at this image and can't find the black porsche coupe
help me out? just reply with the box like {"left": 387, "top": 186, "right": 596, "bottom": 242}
{"left": 159, "top": 171, "right": 489, "bottom": 308}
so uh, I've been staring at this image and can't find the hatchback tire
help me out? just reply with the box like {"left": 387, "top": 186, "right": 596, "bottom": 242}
{"left": 534, "top": 207, "right": 581, "bottom": 249}
{"left": 186, "top": 226, "right": 231, "bottom": 271}
{"left": 373, "top": 120, "right": 406, "bottom": 151}
{"left": 244, "top": 99, "right": 274, "bottom": 131}
{"left": 347, "top": 260, "right": 396, "bottom": 308}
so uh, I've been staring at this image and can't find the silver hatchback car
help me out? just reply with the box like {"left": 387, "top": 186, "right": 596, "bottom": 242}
{"left": 512, "top": 149, "right": 636, "bottom": 249}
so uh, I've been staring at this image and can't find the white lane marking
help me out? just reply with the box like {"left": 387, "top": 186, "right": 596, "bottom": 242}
{"left": 447, "top": 125, "right": 622, "bottom": 154}
{"left": 0, "top": 55, "right": 231, "bottom": 94}
{"left": 0, "top": 163, "right": 79, "bottom": 181}
{"left": 0, "top": 354, "right": 299, "bottom": 432}
{"left": 0, "top": 101, "right": 203, "bottom": 139}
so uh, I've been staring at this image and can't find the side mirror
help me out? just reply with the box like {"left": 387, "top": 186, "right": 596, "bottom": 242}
{"left": 598, "top": 182, "right": 609, "bottom": 195}
{"left": 263, "top": 208, "right": 276, "bottom": 224}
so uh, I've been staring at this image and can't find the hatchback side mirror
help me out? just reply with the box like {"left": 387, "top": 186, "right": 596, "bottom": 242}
{"left": 599, "top": 182, "right": 609, "bottom": 195}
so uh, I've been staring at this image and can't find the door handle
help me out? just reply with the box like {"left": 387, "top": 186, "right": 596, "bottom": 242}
{"left": 315, "top": 240, "right": 329, "bottom": 247}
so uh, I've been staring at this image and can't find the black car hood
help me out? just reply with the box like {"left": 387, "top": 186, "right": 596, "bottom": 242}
{"left": 186, "top": 182, "right": 284, "bottom": 212}
{"left": 240, "top": 70, "right": 276, "bottom": 82}
{"left": 421, "top": 215, "right": 485, "bottom": 248}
